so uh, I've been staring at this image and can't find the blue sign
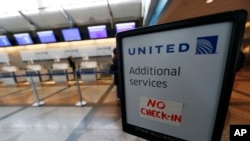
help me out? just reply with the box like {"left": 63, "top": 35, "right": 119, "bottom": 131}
{"left": 37, "top": 30, "right": 56, "bottom": 43}
{"left": 14, "top": 33, "right": 33, "bottom": 45}
{"left": 0, "top": 35, "right": 11, "bottom": 47}
{"left": 62, "top": 28, "right": 81, "bottom": 41}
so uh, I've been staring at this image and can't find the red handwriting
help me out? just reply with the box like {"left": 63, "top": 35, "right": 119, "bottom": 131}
{"left": 146, "top": 99, "right": 166, "bottom": 109}
{"left": 140, "top": 108, "right": 182, "bottom": 123}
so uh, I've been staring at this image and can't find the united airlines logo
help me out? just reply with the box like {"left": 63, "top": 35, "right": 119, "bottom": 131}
{"left": 127, "top": 35, "right": 219, "bottom": 56}
{"left": 195, "top": 35, "right": 218, "bottom": 55}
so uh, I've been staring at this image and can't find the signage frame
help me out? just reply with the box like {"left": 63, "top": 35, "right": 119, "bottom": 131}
{"left": 116, "top": 10, "right": 247, "bottom": 141}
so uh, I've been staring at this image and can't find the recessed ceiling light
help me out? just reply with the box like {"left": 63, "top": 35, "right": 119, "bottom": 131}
{"left": 206, "top": 0, "right": 214, "bottom": 4}
{"left": 246, "top": 22, "right": 250, "bottom": 28}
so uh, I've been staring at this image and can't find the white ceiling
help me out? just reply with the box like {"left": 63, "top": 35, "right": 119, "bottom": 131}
{"left": 1, "top": 0, "right": 249, "bottom": 40}
{"left": 158, "top": 0, "right": 250, "bottom": 40}
{"left": 0, "top": 0, "right": 142, "bottom": 33}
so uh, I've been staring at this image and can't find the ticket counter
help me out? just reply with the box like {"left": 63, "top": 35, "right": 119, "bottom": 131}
{"left": 80, "top": 61, "right": 98, "bottom": 82}
{"left": 51, "top": 63, "right": 68, "bottom": 83}
{"left": 1, "top": 66, "right": 26, "bottom": 83}
{"left": 25, "top": 70, "right": 40, "bottom": 84}
{"left": 26, "top": 64, "right": 50, "bottom": 82}
{"left": 0, "top": 71, "right": 16, "bottom": 86}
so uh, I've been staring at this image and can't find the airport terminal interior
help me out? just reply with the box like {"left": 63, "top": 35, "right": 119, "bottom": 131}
{"left": 0, "top": 0, "right": 250, "bottom": 141}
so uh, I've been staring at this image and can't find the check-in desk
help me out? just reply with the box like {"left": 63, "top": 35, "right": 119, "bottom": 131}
{"left": 80, "top": 61, "right": 98, "bottom": 82}
{"left": 1, "top": 66, "right": 26, "bottom": 83}
{"left": 25, "top": 70, "right": 40, "bottom": 84}
{"left": 51, "top": 63, "right": 69, "bottom": 83}
{"left": 26, "top": 64, "right": 50, "bottom": 82}
{"left": 0, "top": 71, "right": 16, "bottom": 86}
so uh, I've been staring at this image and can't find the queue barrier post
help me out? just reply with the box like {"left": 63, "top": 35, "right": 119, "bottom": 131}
{"left": 75, "top": 70, "right": 87, "bottom": 107}
{"left": 28, "top": 72, "right": 45, "bottom": 106}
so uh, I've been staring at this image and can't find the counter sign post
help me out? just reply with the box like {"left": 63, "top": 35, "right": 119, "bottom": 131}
{"left": 116, "top": 10, "right": 247, "bottom": 141}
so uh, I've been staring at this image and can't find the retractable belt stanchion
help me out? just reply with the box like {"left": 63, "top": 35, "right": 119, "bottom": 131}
{"left": 29, "top": 73, "right": 45, "bottom": 106}
{"left": 75, "top": 70, "right": 87, "bottom": 107}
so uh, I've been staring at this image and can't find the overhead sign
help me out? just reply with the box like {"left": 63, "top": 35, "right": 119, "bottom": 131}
{"left": 116, "top": 10, "right": 247, "bottom": 141}
{"left": 20, "top": 46, "right": 112, "bottom": 61}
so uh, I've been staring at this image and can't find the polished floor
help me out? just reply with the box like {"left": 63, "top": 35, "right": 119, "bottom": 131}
{"left": 0, "top": 69, "right": 249, "bottom": 141}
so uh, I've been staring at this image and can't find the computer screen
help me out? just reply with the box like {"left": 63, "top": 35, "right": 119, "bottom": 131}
{"left": 88, "top": 25, "right": 108, "bottom": 39}
{"left": 0, "top": 35, "right": 12, "bottom": 47}
{"left": 14, "top": 33, "right": 33, "bottom": 45}
{"left": 116, "top": 22, "right": 136, "bottom": 33}
{"left": 37, "top": 30, "right": 56, "bottom": 43}
{"left": 61, "top": 28, "right": 81, "bottom": 41}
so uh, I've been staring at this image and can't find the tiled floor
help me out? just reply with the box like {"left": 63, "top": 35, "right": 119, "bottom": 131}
{"left": 0, "top": 70, "right": 249, "bottom": 141}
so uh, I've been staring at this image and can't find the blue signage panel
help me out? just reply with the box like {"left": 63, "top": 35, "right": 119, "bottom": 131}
{"left": 116, "top": 10, "right": 247, "bottom": 141}
{"left": 116, "top": 22, "right": 135, "bottom": 33}
{"left": 0, "top": 35, "right": 11, "bottom": 47}
{"left": 61, "top": 28, "right": 81, "bottom": 41}
{"left": 88, "top": 25, "right": 107, "bottom": 39}
{"left": 14, "top": 33, "right": 33, "bottom": 45}
{"left": 37, "top": 30, "right": 56, "bottom": 43}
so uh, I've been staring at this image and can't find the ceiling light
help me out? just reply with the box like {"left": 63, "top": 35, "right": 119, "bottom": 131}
{"left": 0, "top": 12, "right": 20, "bottom": 18}
{"left": 42, "top": 7, "right": 61, "bottom": 12}
{"left": 22, "top": 9, "right": 40, "bottom": 15}
{"left": 62, "top": 1, "right": 107, "bottom": 10}
{"left": 246, "top": 22, "right": 250, "bottom": 28}
{"left": 206, "top": 0, "right": 214, "bottom": 4}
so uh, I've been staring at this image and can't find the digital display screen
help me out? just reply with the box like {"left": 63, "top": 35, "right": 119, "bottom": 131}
{"left": 116, "top": 22, "right": 136, "bottom": 33}
{"left": 14, "top": 33, "right": 33, "bottom": 45}
{"left": 61, "top": 28, "right": 81, "bottom": 41}
{"left": 88, "top": 25, "right": 108, "bottom": 39}
{"left": 37, "top": 30, "right": 56, "bottom": 43}
{"left": 0, "top": 35, "right": 11, "bottom": 47}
